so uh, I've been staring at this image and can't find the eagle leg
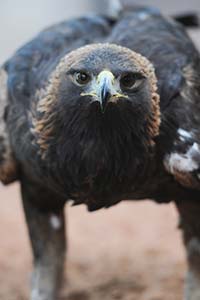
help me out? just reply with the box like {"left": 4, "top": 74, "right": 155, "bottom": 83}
{"left": 21, "top": 179, "right": 66, "bottom": 300}
{"left": 176, "top": 200, "right": 200, "bottom": 300}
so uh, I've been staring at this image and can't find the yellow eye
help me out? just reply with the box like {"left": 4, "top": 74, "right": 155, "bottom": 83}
{"left": 74, "top": 72, "right": 91, "bottom": 85}
{"left": 120, "top": 72, "right": 145, "bottom": 90}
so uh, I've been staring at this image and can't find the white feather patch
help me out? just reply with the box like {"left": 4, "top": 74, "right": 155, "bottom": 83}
{"left": 50, "top": 215, "right": 62, "bottom": 230}
{"left": 178, "top": 128, "right": 193, "bottom": 141}
{"left": 165, "top": 143, "right": 200, "bottom": 174}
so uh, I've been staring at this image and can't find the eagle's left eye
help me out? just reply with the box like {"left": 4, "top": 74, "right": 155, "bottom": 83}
{"left": 74, "top": 72, "right": 91, "bottom": 86}
{"left": 120, "top": 72, "right": 145, "bottom": 91}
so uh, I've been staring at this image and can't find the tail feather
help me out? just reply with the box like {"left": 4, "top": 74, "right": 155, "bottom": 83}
{"left": 108, "top": 0, "right": 200, "bottom": 28}
{"left": 173, "top": 13, "right": 200, "bottom": 27}
{"left": 108, "top": 0, "right": 159, "bottom": 19}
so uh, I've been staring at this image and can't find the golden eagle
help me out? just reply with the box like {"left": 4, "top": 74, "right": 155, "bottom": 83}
{"left": 0, "top": 4, "right": 200, "bottom": 300}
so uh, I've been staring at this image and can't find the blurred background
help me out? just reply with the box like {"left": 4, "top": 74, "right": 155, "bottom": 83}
{"left": 0, "top": 1, "right": 199, "bottom": 299}
{"left": 0, "top": 0, "right": 200, "bottom": 63}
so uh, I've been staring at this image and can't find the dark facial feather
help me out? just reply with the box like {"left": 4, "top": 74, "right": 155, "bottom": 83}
{"left": 31, "top": 43, "right": 160, "bottom": 158}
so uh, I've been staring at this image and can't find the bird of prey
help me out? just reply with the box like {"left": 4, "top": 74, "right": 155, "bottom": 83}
{"left": 0, "top": 4, "right": 200, "bottom": 300}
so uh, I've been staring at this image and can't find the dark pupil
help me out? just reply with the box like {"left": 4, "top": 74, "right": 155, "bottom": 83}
{"left": 77, "top": 72, "right": 88, "bottom": 83}
{"left": 121, "top": 74, "right": 136, "bottom": 88}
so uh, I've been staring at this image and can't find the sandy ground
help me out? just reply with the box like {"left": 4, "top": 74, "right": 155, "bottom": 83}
{"left": 0, "top": 183, "right": 185, "bottom": 300}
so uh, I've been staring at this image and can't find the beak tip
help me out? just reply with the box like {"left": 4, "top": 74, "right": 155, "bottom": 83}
{"left": 99, "top": 102, "right": 105, "bottom": 113}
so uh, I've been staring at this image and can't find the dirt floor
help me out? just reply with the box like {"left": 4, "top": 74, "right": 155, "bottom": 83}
{"left": 0, "top": 183, "right": 186, "bottom": 300}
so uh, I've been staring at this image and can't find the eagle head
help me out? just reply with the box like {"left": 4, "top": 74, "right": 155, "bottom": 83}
{"left": 32, "top": 43, "right": 160, "bottom": 203}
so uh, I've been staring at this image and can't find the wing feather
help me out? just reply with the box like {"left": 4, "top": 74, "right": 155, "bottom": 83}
{"left": 0, "top": 67, "right": 17, "bottom": 184}
{"left": 163, "top": 62, "right": 200, "bottom": 190}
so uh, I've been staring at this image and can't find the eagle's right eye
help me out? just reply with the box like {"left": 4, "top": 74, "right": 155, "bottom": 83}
{"left": 74, "top": 72, "right": 91, "bottom": 86}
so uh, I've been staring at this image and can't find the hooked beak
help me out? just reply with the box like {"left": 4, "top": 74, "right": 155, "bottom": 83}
{"left": 81, "top": 70, "right": 128, "bottom": 112}
{"left": 98, "top": 70, "right": 114, "bottom": 111}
